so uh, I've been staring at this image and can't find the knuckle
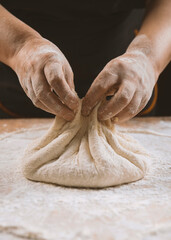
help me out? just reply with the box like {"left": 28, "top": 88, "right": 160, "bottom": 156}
{"left": 46, "top": 69, "right": 62, "bottom": 85}
{"left": 46, "top": 70, "right": 63, "bottom": 88}
{"left": 119, "top": 90, "right": 132, "bottom": 104}
{"left": 113, "top": 59, "right": 125, "bottom": 69}
{"left": 96, "top": 81, "right": 106, "bottom": 92}
{"left": 46, "top": 68, "right": 57, "bottom": 82}
{"left": 102, "top": 68, "right": 118, "bottom": 80}
{"left": 101, "top": 69, "right": 111, "bottom": 78}
{"left": 116, "top": 60, "right": 124, "bottom": 68}
{"left": 127, "top": 106, "right": 137, "bottom": 116}
{"left": 41, "top": 52, "right": 56, "bottom": 63}
{"left": 95, "top": 75, "right": 112, "bottom": 92}
{"left": 120, "top": 96, "right": 129, "bottom": 105}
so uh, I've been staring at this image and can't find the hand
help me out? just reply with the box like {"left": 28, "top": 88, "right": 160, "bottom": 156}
{"left": 82, "top": 51, "right": 157, "bottom": 123}
{"left": 12, "top": 37, "right": 79, "bottom": 121}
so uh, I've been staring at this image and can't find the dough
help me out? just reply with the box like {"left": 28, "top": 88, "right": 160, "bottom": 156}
{"left": 22, "top": 100, "right": 149, "bottom": 188}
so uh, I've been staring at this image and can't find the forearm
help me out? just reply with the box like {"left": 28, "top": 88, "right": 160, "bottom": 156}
{"left": 0, "top": 5, "right": 41, "bottom": 68}
{"left": 126, "top": 0, "right": 171, "bottom": 77}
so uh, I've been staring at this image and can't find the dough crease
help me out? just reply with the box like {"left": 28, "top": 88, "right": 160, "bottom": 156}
{"left": 22, "top": 100, "right": 149, "bottom": 188}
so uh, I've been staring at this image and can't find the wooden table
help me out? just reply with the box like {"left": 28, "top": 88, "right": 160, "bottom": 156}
{"left": 0, "top": 116, "right": 171, "bottom": 133}
{"left": 0, "top": 118, "right": 53, "bottom": 133}
{"left": 0, "top": 117, "right": 171, "bottom": 240}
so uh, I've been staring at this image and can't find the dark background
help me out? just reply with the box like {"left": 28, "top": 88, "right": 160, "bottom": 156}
{"left": 157, "top": 63, "right": 171, "bottom": 116}
{"left": 0, "top": 0, "right": 170, "bottom": 118}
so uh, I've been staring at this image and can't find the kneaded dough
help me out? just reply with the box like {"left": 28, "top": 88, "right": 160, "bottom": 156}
{"left": 22, "top": 100, "right": 149, "bottom": 188}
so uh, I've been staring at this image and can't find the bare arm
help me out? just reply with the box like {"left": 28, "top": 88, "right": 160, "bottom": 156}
{"left": 0, "top": 5, "right": 79, "bottom": 120}
{"left": 82, "top": 0, "right": 171, "bottom": 122}
{"left": 0, "top": 5, "right": 40, "bottom": 66}
{"left": 128, "top": 0, "right": 171, "bottom": 75}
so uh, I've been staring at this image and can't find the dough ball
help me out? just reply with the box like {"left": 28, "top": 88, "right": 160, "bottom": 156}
{"left": 22, "top": 100, "right": 149, "bottom": 188}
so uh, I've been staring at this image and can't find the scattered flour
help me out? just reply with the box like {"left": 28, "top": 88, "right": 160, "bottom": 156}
{"left": 0, "top": 117, "right": 171, "bottom": 240}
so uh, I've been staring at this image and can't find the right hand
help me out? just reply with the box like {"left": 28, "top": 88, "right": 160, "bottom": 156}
{"left": 11, "top": 37, "right": 79, "bottom": 121}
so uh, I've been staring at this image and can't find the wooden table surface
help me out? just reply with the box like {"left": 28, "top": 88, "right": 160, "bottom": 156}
{"left": 0, "top": 118, "right": 53, "bottom": 133}
{"left": 0, "top": 117, "right": 171, "bottom": 240}
{"left": 0, "top": 116, "right": 171, "bottom": 134}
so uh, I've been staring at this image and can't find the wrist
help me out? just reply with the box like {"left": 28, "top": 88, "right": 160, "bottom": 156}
{"left": 126, "top": 34, "right": 159, "bottom": 80}
{"left": 8, "top": 31, "right": 42, "bottom": 70}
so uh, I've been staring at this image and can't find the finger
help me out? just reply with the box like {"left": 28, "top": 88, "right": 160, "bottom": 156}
{"left": 26, "top": 78, "right": 56, "bottom": 115}
{"left": 98, "top": 81, "right": 135, "bottom": 121}
{"left": 44, "top": 62, "right": 79, "bottom": 111}
{"left": 32, "top": 71, "right": 75, "bottom": 121}
{"left": 138, "top": 94, "right": 151, "bottom": 114}
{"left": 81, "top": 69, "right": 118, "bottom": 116}
{"left": 63, "top": 62, "right": 75, "bottom": 90}
{"left": 113, "top": 92, "right": 142, "bottom": 123}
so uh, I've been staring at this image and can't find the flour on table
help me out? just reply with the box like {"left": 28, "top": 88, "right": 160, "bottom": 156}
{"left": 1, "top": 117, "right": 171, "bottom": 240}
{"left": 22, "top": 100, "right": 149, "bottom": 188}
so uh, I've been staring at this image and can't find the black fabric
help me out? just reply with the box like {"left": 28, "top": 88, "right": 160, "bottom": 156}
{"left": 0, "top": 0, "right": 167, "bottom": 118}
{"left": 156, "top": 62, "right": 171, "bottom": 116}
{"left": 0, "top": 1, "right": 145, "bottom": 97}
{"left": 0, "top": 0, "right": 145, "bottom": 17}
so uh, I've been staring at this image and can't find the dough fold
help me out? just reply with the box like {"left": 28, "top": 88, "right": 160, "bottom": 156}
{"left": 22, "top": 100, "right": 148, "bottom": 188}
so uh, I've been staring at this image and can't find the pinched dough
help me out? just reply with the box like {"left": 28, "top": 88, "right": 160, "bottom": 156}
{"left": 22, "top": 100, "right": 148, "bottom": 188}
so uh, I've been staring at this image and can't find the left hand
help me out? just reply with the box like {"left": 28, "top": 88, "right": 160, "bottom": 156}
{"left": 81, "top": 51, "right": 157, "bottom": 123}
